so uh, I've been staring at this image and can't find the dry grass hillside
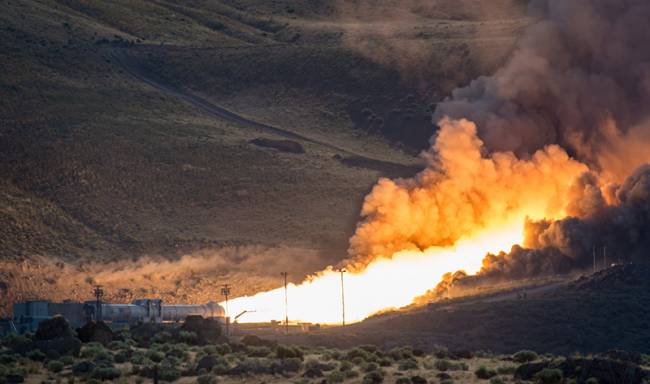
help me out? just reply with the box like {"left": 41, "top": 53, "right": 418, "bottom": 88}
{"left": 0, "top": 0, "right": 529, "bottom": 308}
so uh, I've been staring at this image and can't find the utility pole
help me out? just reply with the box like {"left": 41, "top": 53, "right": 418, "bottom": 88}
{"left": 603, "top": 246, "right": 607, "bottom": 269}
{"left": 593, "top": 245, "right": 596, "bottom": 273}
{"left": 93, "top": 285, "right": 104, "bottom": 322}
{"left": 220, "top": 284, "right": 231, "bottom": 336}
{"left": 336, "top": 269, "right": 347, "bottom": 326}
{"left": 281, "top": 272, "right": 289, "bottom": 335}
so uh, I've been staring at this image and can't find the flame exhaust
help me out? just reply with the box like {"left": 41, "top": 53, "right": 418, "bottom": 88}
{"left": 228, "top": 0, "right": 650, "bottom": 324}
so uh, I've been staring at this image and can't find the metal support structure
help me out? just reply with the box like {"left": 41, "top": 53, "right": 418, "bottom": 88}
{"left": 336, "top": 269, "right": 347, "bottom": 326}
{"left": 93, "top": 285, "right": 104, "bottom": 322}
{"left": 281, "top": 272, "right": 289, "bottom": 335}
{"left": 220, "top": 284, "right": 231, "bottom": 336}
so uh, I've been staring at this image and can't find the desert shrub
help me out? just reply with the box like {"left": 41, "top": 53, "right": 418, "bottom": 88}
{"left": 4, "top": 333, "right": 32, "bottom": 351}
{"left": 440, "top": 380, "right": 454, "bottom": 384}
{"left": 378, "top": 357, "right": 392, "bottom": 367}
{"left": 90, "top": 366, "right": 121, "bottom": 381}
{"left": 344, "top": 369, "right": 360, "bottom": 379}
{"left": 230, "top": 357, "right": 273, "bottom": 375}
{"left": 0, "top": 353, "right": 18, "bottom": 364}
{"left": 60, "top": 355, "right": 75, "bottom": 365}
{"left": 475, "top": 365, "right": 497, "bottom": 379}
{"left": 513, "top": 350, "right": 538, "bottom": 363}
{"left": 107, "top": 341, "right": 129, "bottom": 351}
{"left": 159, "top": 366, "right": 181, "bottom": 382}
{"left": 395, "top": 378, "right": 411, "bottom": 384}
{"left": 490, "top": 378, "right": 506, "bottom": 384}
{"left": 305, "top": 358, "right": 336, "bottom": 372}
{"left": 197, "top": 374, "right": 216, "bottom": 384}
{"left": 179, "top": 331, "right": 198, "bottom": 344}
{"left": 535, "top": 368, "right": 563, "bottom": 384}
{"left": 145, "top": 349, "right": 165, "bottom": 363}
{"left": 364, "top": 362, "right": 380, "bottom": 373}
{"left": 339, "top": 361, "right": 353, "bottom": 372}
{"left": 151, "top": 331, "right": 173, "bottom": 344}
{"left": 72, "top": 360, "right": 96, "bottom": 375}
{"left": 398, "top": 358, "right": 419, "bottom": 371}
{"left": 276, "top": 357, "right": 302, "bottom": 374}
{"left": 362, "top": 370, "right": 384, "bottom": 384}
{"left": 346, "top": 348, "right": 375, "bottom": 362}
{"left": 130, "top": 351, "right": 149, "bottom": 365}
{"left": 585, "top": 378, "right": 598, "bottom": 384}
{"left": 433, "top": 359, "right": 467, "bottom": 371}
{"left": 276, "top": 345, "right": 303, "bottom": 360}
{"left": 47, "top": 360, "right": 64, "bottom": 373}
{"left": 26, "top": 349, "right": 46, "bottom": 361}
{"left": 166, "top": 345, "right": 189, "bottom": 360}
{"left": 247, "top": 346, "right": 272, "bottom": 357}
{"left": 215, "top": 344, "right": 232, "bottom": 355}
{"left": 114, "top": 349, "right": 131, "bottom": 363}
{"left": 496, "top": 364, "right": 517, "bottom": 375}
{"left": 327, "top": 370, "right": 345, "bottom": 383}
{"left": 80, "top": 343, "right": 111, "bottom": 360}
{"left": 389, "top": 347, "right": 414, "bottom": 361}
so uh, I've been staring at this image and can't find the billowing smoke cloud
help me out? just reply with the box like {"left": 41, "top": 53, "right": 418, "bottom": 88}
{"left": 348, "top": 0, "right": 650, "bottom": 280}
{"left": 347, "top": 117, "right": 588, "bottom": 268}
{"left": 434, "top": 0, "right": 650, "bottom": 181}
{"left": 480, "top": 164, "right": 650, "bottom": 278}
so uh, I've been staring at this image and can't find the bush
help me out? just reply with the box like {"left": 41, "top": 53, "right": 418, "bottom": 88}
{"left": 47, "top": 359, "right": 64, "bottom": 372}
{"left": 362, "top": 370, "right": 384, "bottom": 384}
{"left": 513, "top": 350, "right": 538, "bottom": 363}
{"left": 433, "top": 359, "right": 467, "bottom": 371}
{"left": 151, "top": 331, "right": 173, "bottom": 344}
{"left": 276, "top": 357, "right": 302, "bottom": 374}
{"left": 90, "top": 366, "right": 121, "bottom": 381}
{"left": 496, "top": 365, "right": 517, "bottom": 375}
{"left": 490, "top": 378, "right": 506, "bottom": 384}
{"left": 585, "top": 378, "right": 598, "bottom": 384}
{"left": 535, "top": 368, "right": 563, "bottom": 384}
{"left": 395, "top": 378, "right": 411, "bottom": 384}
{"left": 346, "top": 348, "right": 375, "bottom": 363}
{"left": 146, "top": 349, "right": 165, "bottom": 363}
{"left": 197, "top": 374, "right": 216, "bottom": 384}
{"left": 327, "top": 370, "right": 345, "bottom": 383}
{"left": 276, "top": 345, "right": 303, "bottom": 360}
{"left": 80, "top": 343, "right": 111, "bottom": 361}
{"left": 389, "top": 347, "right": 414, "bottom": 361}
{"left": 130, "top": 352, "right": 150, "bottom": 365}
{"left": 60, "top": 355, "right": 75, "bottom": 366}
{"left": 26, "top": 349, "right": 46, "bottom": 361}
{"left": 398, "top": 358, "right": 419, "bottom": 371}
{"left": 230, "top": 357, "right": 272, "bottom": 375}
{"left": 475, "top": 365, "right": 497, "bottom": 379}
{"left": 159, "top": 367, "right": 181, "bottom": 382}
{"left": 114, "top": 349, "right": 131, "bottom": 363}
{"left": 247, "top": 346, "right": 272, "bottom": 357}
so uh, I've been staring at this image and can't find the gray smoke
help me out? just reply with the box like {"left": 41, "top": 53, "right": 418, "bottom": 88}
{"left": 479, "top": 164, "right": 650, "bottom": 280}
{"left": 434, "top": 0, "right": 650, "bottom": 180}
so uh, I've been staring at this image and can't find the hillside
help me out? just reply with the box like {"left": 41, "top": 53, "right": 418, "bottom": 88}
{"left": 300, "top": 265, "right": 650, "bottom": 355}
{"left": 0, "top": 0, "right": 529, "bottom": 311}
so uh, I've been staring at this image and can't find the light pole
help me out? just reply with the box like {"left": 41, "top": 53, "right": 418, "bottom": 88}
{"left": 336, "top": 269, "right": 347, "bottom": 326}
{"left": 220, "top": 284, "right": 231, "bottom": 336}
{"left": 281, "top": 272, "right": 289, "bottom": 335}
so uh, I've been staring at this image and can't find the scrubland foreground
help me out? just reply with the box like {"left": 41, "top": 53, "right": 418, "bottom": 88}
{"left": 1, "top": 315, "right": 649, "bottom": 384}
